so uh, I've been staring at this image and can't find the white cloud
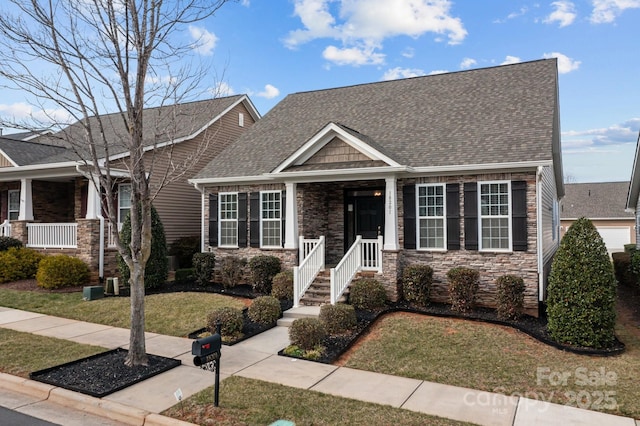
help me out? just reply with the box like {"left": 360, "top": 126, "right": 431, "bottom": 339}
{"left": 500, "top": 55, "right": 521, "bottom": 65}
{"left": 460, "top": 57, "right": 477, "bottom": 69}
{"left": 323, "top": 45, "right": 385, "bottom": 66}
{"left": 257, "top": 84, "right": 280, "bottom": 99}
{"left": 493, "top": 7, "right": 528, "bottom": 23}
{"left": 0, "top": 102, "right": 73, "bottom": 127}
{"left": 382, "top": 67, "right": 426, "bottom": 81}
{"left": 563, "top": 118, "right": 640, "bottom": 148}
{"left": 428, "top": 69, "right": 448, "bottom": 75}
{"left": 401, "top": 47, "right": 415, "bottom": 58}
{"left": 189, "top": 25, "right": 218, "bottom": 56}
{"left": 544, "top": 1, "right": 577, "bottom": 27}
{"left": 590, "top": 0, "right": 640, "bottom": 23}
{"left": 210, "top": 82, "right": 235, "bottom": 97}
{"left": 543, "top": 52, "right": 581, "bottom": 73}
{"left": 285, "top": 0, "right": 467, "bottom": 66}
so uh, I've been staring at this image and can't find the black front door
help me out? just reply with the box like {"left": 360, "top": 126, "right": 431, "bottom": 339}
{"left": 345, "top": 189, "right": 384, "bottom": 252}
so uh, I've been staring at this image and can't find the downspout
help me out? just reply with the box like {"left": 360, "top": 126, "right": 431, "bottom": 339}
{"left": 193, "top": 182, "right": 206, "bottom": 253}
{"left": 76, "top": 165, "right": 105, "bottom": 281}
{"left": 536, "top": 166, "right": 544, "bottom": 303}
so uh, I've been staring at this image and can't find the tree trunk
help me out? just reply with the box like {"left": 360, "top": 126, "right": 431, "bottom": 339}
{"left": 125, "top": 261, "right": 148, "bottom": 366}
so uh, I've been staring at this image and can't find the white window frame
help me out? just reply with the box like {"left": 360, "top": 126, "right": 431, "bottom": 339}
{"left": 478, "top": 180, "right": 512, "bottom": 252}
{"left": 8, "top": 189, "right": 19, "bottom": 221}
{"left": 238, "top": 112, "right": 244, "bottom": 127}
{"left": 552, "top": 198, "right": 559, "bottom": 242}
{"left": 416, "top": 183, "right": 447, "bottom": 250}
{"left": 260, "top": 190, "right": 282, "bottom": 248}
{"left": 118, "top": 183, "right": 132, "bottom": 225}
{"left": 218, "top": 192, "right": 239, "bottom": 248}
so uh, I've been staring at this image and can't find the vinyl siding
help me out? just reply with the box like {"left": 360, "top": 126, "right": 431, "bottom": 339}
{"left": 540, "top": 165, "right": 560, "bottom": 293}
{"left": 0, "top": 153, "right": 13, "bottom": 167}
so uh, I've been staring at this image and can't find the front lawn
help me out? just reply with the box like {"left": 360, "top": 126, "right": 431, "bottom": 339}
{"left": 0, "top": 289, "right": 246, "bottom": 337}
{"left": 342, "top": 312, "right": 640, "bottom": 419}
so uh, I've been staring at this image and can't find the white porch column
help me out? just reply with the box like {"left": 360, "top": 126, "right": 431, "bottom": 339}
{"left": 85, "top": 178, "right": 101, "bottom": 219}
{"left": 384, "top": 176, "right": 399, "bottom": 250}
{"left": 284, "top": 182, "right": 299, "bottom": 249}
{"left": 18, "top": 179, "right": 34, "bottom": 221}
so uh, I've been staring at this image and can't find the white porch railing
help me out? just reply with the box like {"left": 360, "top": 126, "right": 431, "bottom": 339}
{"left": 107, "top": 222, "right": 122, "bottom": 247}
{"left": 330, "top": 235, "right": 383, "bottom": 304}
{"left": 26, "top": 223, "right": 77, "bottom": 248}
{"left": 0, "top": 220, "right": 10, "bottom": 237}
{"left": 293, "top": 236, "right": 325, "bottom": 308}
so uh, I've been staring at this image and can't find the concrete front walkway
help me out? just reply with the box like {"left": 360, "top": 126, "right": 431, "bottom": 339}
{"left": 0, "top": 306, "right": 637, "bottom": 426}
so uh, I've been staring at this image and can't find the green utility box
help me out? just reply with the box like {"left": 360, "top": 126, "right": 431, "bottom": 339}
{"left": 83, "top": 286, "right": 104, "bottom": 301}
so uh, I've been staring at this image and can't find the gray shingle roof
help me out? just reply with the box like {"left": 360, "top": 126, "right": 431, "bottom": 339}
{"left": 561, "top": 182, "right": 634, "bottom": 219}
{"left": 194, "top": 59, "right": 558, "bottom": 180}
{"left": 0, "top": 137, "right": 70, "bottom": 166}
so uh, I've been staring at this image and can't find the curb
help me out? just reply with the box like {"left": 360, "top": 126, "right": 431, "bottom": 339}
{"left": 0, "top": 372, "right": 198, "bottom": 426}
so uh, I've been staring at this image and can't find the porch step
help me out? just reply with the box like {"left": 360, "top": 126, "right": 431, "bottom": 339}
{"left": 277, "top": 305, "right": 321, "bottom": 327}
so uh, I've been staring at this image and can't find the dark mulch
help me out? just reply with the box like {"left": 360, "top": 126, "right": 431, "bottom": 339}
{"left": 116, "top": 281, "right": 259, "bottom": 299}
{"left": 29, "top": 348, "right": 181, "bottom": 398}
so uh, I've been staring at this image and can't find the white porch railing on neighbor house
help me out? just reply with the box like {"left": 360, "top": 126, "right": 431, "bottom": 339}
{"left": 293, "top": 236, "right": 325, "bottom": 308}
{"left": 107, "top": 222, "right": 123, "bottom": 247}
{"left": 26, "top": 223, "right": 77, "bottom": 249}
{"left": 0, "top": 220, "right": 10, "bottom": 237}
{"left": 330, "top": 235, "right": 383, "bottom": 304}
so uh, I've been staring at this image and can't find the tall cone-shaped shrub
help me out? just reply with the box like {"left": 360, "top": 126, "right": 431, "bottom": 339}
{"left": 546, "top": 217, "right": 617, "bottom": 348}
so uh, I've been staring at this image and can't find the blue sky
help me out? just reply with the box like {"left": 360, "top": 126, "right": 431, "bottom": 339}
{"left": 1, "top": 0, "right": 639, "bottom": 184}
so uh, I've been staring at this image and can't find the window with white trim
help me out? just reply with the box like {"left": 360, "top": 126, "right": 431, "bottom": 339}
{"left": 479, "top": 181, "right": 511, "bottom": 250}
{"left": 118, "top": 183, "right": 132, "bottom": 225}
{"left": 219, "top": 192, "right": 238, "bottom": 247}
{"left": 417, "top": 184, "right": 446, "bottom": 249}
{"left": 261, "top": 191, "right": 281, "bottom": 247}
{"left": 8, "top": 190, "right": 19, "bottom": 221}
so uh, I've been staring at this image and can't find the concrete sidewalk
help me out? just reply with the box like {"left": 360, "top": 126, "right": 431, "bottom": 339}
{"left": 0, "top": 306, "right": 637, "bottom": 426}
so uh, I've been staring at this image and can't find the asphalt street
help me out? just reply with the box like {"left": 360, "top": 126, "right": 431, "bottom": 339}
{"left": 0, "top": 405, "right": 60, "bottom": 425}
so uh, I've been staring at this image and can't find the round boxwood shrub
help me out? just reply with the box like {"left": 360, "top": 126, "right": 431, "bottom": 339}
{"left": 0, "top": 247, "right": 45, "bottom": 283}
{"left": 168, "top": 235, "right": 200, "bottom": 268}
{"left": 547, "top": 218, "right": 617, "bottom": 348}
{"left": 193, "top": 252, "right": 216, "bottom": 286}
{"left": 36, "top": 255, "right": 90, "bottom": 289}
{"left": 349, "top": 278, "right": 387, "bottom": 311}
{"left": 206, "top": 306, "right": 244, "bottom": 338}
{"left": 496, "top": 274, "right": 525, "bottom": 320}
{"left": 0, "top": 236, "right": 23, "bottom": 251}
{"left": 117, "top": 205, "right": 168, "bottom": 289}
{"left": 248, "top": 296, "right": 282, "bottom": 325}
{"left": 447, "top": 267, "right": 480, "bottom": 313}
{"left": 401, "top": 264, "right": 433, "bottom": 306}
{"left": 219, "top": 256, "right": 246, "bottom": 289}
{"left": 289, "top": 317, "right": 327, "bottom": 351}
{"left": 319, "top": 303, "right": 357, "bottom": 335}
{"left": 271, "top": 270, "right": 294, "bottom": 300}
{"left": 248, "top": 255, "right": 281, "bottom": 294}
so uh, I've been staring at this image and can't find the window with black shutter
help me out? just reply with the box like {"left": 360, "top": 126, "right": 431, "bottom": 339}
{"left": 208, "top": 193, "right": 218, "bottom": 247}
{"left": 402, "top": 185, "right": 416, "bottom": 249}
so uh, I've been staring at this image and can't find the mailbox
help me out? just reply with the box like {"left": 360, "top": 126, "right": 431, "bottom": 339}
{"left": 192, "top": 333, "right": 221, "bottom": 366}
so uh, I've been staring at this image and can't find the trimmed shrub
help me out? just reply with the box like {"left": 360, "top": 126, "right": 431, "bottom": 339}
{"left": 401, "top": 264, "right": 433, "bottom": 306}
{"left": 289, "top": 317, "right": 327, "bottom": 351}
{"left": 612, "top": 252, "right": 637, "bottom": 288}
{"left": 496, "top": 275, "right": 525, "bottom": 320}
{"left": 319, "top": 303, "right": 357, "bottom": 335}
{"left": 168, "top": 235, "right": 201, "bottom": 268}
{"left": 0, "top": 236, "right": 22, "bottom": 251}
{"left": 174, "top": 268, "right": 195, "bottom": 285}
{"left": 36, "top": 255, "right": 90, "bottom": 289}
{"left": 629, "top": 250, "right": 640, "bottom": 287}
{"left": 271, "top": 270, "right": 294, "bottom": 300}
{"left": 117, "top": 205, "right": 168, "bottom": 289}
{"left": 193, "top": 252, "right": 215, "bottom": 286}
{"left": 0, "top": 247, "right": 45, "bottom": 283}
{"left": 219, "top": 256, "right": 246, "bottom": 289}
{"left": 248, "top": 255, "right": 281, "bottom": 294}
{"left": 206, "top": 306, "right": 244, "bottom": 337}
{"left": 624, "top": 243, "right": 637, "bottom": 253}
{"left": 349, "top": 278, "right": 387, "bottom": 311}
{"left": 547, "top": 218, "right": 617, "bottom": 349}
{"left": 447, "top": 267, "right": 480, "bottom": 313}
{"left": 248, "top": 296, "right": 281, "bottom": 325}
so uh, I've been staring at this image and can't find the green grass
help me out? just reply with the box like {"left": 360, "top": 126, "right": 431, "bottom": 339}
{"left": 344, "top": 312, "right": 640, "bottom": 419}
{"left": 0, "top": 328, "right": 105, "bottom": 377}
{"left": 0, "top": 289, "right": 246, "bottom": 337}
{"left": 163, "top": 376, "right": 471, "bottom": 426}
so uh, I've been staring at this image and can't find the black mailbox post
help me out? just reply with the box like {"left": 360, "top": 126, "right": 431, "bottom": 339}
{"left": 192, "top": 322, "right": 222, "bottom": 406}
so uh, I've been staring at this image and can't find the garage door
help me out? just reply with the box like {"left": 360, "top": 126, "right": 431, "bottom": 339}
{"left": 596, "top": 227, "right": 631, "bottom": 253}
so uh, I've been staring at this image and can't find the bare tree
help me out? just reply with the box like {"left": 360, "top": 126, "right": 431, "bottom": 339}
{"left": 0, "top": 0, "right": 233, "bottom": 366}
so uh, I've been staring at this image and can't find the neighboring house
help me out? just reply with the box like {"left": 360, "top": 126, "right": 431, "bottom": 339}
{"left": 190, "top": 59, "right": 564, "bottom": 317}
{"left": 562, "top": 182, "right": 635, "bottom": 253}
{"left": 625, "top": 130, "right": 640, "bottom": 248}
{"left": 0, "top": 95, "right": 259, "bottom": 281}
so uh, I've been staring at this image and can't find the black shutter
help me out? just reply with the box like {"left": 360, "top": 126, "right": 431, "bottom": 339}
{"left": 249, "top": 192, "right": 260, "bottom": 247}
{"left": 511, "top": 181, "right": 528, "bottom": 251}
{"left": 281, "top": 190, "right": 286, "bottom": 247}
{"left": 403, "top": 185, "right": 416, "bottom": 249}
{"left": 464, "top": 182, "right": 478, "bottom": 250}
{"left": 238, "top": 193, "right": 247, "bottom": 247}
{"left": 208, "top": 193, "right": 218, "bottom": 247}
{"left": 446, "top": 183, "right": 460, "bottom": 250}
